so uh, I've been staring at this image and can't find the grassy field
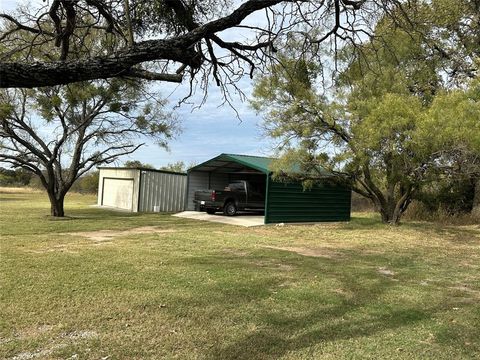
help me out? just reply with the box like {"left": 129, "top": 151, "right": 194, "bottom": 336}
{"left": 1, "top": 188, "right": 479, "bottom": 359}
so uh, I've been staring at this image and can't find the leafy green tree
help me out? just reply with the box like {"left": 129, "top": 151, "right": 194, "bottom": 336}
{"left": 390, "top": 0, "right": 479, "bottom": 82}
{"left": 124, "top": 160, "right": 155, "bottom": 169}
{"left": 252, "top": 16, "right": 480, "bottom": 224}
{"left": 69, "top": 171, "right": 100, "bottom": 194}
{"left": 0, "top": 80, "right": 177, "bottom": 217}
{"left": 162, "top": 161, "right": 200, "bottom": 173}
{"left": 0, "top": 167, "right": 32, "bottom": 186}
{"left": 160, "top": 161, "right": 189, "bottom": 173}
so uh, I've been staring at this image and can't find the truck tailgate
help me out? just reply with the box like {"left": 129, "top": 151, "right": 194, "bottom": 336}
{"left": 194, "top": 190, "right": 214, "bottom": 202}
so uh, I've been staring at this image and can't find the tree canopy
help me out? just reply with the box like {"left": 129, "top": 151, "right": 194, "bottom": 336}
{"left": 123, "top": 160, "right": 156, "bottom": 169}
{"left": 252, "top": 4, "right": 480, "bottom": 224}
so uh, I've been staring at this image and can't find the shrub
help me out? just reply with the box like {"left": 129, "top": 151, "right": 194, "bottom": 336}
{"left": 404, "top": 200, "right": 479, "bottom": 225}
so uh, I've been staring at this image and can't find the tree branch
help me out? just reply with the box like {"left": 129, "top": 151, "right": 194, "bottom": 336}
{"left": 125, "top": 69, "right": 183, "bottom": 82}
{"left": 1, "top": 0, "right": 349, "bottom": 88}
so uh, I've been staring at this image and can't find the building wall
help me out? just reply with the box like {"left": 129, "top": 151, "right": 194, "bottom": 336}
{"left": 209, "top": 173, "right": 229, "bottom": 190}
{"left": 186, "top": 171, "right": 209, "bottom": 210}
{"left": 138, "top": 170, "right": 187, "bottom": 212}
{"left": 265, "top": 179, "right": 351, "bottom": 223}
{"left": 186, "top": 172, "right": 268, "bottom": 211}
{"left": 98, "top": 168, "right": 140, "bottom": 211}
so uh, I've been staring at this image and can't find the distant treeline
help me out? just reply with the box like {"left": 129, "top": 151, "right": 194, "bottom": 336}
{"left": 0, "top": 167, "right": 99, "bottom": 194}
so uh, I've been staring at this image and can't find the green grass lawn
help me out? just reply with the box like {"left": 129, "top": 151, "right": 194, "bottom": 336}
{"left": 1, "top": 188, "right": 479, "bottom": 359}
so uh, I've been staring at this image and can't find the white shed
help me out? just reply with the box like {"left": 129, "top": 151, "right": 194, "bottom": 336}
{"left": 97, "top": 167, "right": 187, "bottom": 212}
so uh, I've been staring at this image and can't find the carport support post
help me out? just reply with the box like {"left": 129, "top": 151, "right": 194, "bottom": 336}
{"left": 264, "top": 174, "right": 270, "bottom": 224}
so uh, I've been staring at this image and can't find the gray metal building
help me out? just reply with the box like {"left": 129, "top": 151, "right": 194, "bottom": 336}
{"left": 97, "top": 167, "right": 187, "bottom": 212}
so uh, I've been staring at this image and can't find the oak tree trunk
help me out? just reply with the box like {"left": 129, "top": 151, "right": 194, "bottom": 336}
{"left": 472, "top": 178, "right": 480, "bottom": 218}
{"left": 48, "top": 191, "right": 65, "bottom": 217}
{"left": 378, "top": 195, "right": 411, "bottom": 225}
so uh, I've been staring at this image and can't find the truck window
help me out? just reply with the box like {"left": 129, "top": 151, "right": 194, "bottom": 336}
{"left": 228, "top": 182, "right": 245, "bottom": 192}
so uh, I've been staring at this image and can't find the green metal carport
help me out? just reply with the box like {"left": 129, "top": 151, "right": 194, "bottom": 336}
{"left": 186, "top": 153, "right": 351, "bottom": 224}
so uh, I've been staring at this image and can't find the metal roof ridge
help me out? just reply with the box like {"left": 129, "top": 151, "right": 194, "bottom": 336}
{"left": 97, "top": 166, "right": 186, "bottom": 176}
{"left": 221, "top": 153, "right": 276, "bottom": 160}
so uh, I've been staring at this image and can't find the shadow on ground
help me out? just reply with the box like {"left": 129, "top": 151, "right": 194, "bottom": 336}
{"left": 170, "top": 247, "right": 479, "bottom": 359}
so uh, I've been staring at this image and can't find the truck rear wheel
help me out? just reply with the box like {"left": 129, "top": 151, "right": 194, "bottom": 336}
{"left": 223, "top": 202, "right": 237, "bottom": 216}
{"left": 206, "top": 208, "right": 216, "bottom": 215}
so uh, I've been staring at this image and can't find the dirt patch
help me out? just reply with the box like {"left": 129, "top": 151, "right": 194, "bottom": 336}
{"left": 263, "top": 245, "right": 341, "bottom": 259}
{"left": 333, "top": 288, "right": 349, "bottom": 296}
{"left": 27, "top": 245, "right": 80, "bottom": 254}
{"left": 450, "top": 285, "right": 480, "bottom": 299}
{"left": 64, "top": 226, "right": 177, "bottom": 242}
{"left": 274, "top": 263, "right": 295, "bottom": 271}
{"left": 377, "top": 267, "right": 396, "bottom": 276}
{"left": 10, "top": 329, "right": 98, "bottom": 360}
{"left": 11, "top": 344, "right": 67, "bottom": 360}
{"left": 62, "top": 330, "right": 98, "bottom": 340}
{"left": 15, "top": 325, "right": 56, "bottom": 340}
{"left": 26, "top": 227, "right": 176, "bottom": 254}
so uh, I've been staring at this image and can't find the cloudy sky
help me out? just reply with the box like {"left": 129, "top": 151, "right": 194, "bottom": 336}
{"left": 133, "top": 78, "right": 274, "bottom": 168}
{"left": 0, "top": 0, "right": 276, "bottom": 169}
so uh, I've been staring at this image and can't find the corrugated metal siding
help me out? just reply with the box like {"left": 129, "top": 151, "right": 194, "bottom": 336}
{"left": 209, "top": 173, "right": 229, "bottom": 190}
{"left": 265, "top": 179, "right": 351, "bottom": 223}
{"left": 138, "top": 171, "right": 187, "bottom": 212}
{"left": 186, "top": 171, "right": 209, "bottom": 210}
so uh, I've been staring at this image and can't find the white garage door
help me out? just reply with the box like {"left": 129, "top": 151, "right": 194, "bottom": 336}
{"left": 102, "top": 178, "right": 134, "bottom": 210}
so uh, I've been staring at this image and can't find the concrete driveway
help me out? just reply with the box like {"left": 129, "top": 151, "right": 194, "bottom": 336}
{"left": 173, "top": 211, "right": 265, "bottom": 227}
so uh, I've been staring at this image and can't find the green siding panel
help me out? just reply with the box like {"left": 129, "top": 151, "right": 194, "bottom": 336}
{"left": 265, "top": 179, "right": 351, "bottom": 223}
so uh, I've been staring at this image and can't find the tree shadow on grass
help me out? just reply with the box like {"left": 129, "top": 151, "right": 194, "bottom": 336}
{"left": 337, "top": 214, "right": 391, "bottom": 231}
{"left": 340, "top": 215, "right": 480, "bottom": 245}
{"left": 401, "top": 221, "right": 480, "bottom": 245}
{"left": 174, "top": 249, "right": 478, "bottom": 359}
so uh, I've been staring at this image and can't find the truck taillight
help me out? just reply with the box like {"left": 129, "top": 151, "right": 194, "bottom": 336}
{"left": 211, "top": 190, "right": 216, "bottom": 201}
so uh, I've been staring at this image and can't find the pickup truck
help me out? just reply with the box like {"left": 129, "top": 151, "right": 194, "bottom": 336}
{"left": 194, "top": 180, "right": 265, "bottom": 216}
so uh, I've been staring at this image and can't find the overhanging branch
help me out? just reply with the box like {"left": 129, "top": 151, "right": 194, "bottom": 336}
{"left": 125, "top": 69, "right": 183, "bottom": 82}
{"left": 0, "top": 0, "right": 372, "bottom": 88}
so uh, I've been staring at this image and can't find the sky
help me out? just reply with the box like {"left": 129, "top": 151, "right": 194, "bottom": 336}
{"left": 0, "top": 0, "right": 276, "bottom": 169}
{"left": 129, "top": 78, "right": 275, "bottom": 168}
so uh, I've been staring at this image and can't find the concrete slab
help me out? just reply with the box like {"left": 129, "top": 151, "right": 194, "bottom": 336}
{"left": 173, "top": 211, "right": 265, "bottom": 227}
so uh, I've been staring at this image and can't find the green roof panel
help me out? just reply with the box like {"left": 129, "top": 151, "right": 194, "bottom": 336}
{"left": 188, "top": 153, "right": 275, "bottom": 174}
{"left": 222, "top": 154, "right": 274, "bottom": 173}
{"left": 188, "top": 153, "right": 331, "bottom": 176}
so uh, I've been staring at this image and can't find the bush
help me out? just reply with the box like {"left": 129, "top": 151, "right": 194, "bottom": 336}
{"left": 351, "top": 192, "right": 373, "bottom": 212}
{"left": 70, "top": 171, "right": 99, "bottom": 194}
{"left": 28, "top": 171, "right": 99, "bottom": 194}
{"left": 415, "top": 177, "right": 476, "bottom": 215}
{"left": 0, "top": 167, "right": 33, "bottom": 186}
{"left": 404, "top": 200, "right": 479, "bottom": 225}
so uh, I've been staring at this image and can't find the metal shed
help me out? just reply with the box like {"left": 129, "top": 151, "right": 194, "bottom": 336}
{"left": 97, "top": 167, "right": 187, "bottom": 212}
{"left": 186, "top": 154, "right": 351, "bottom": 224}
